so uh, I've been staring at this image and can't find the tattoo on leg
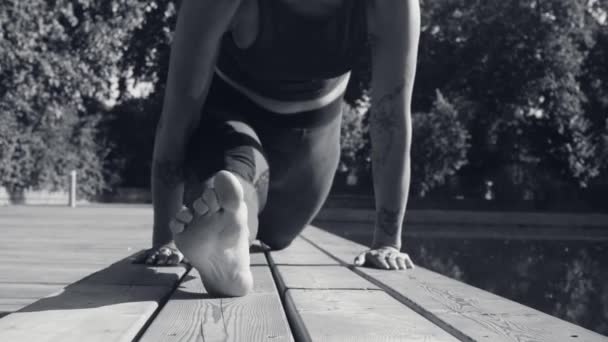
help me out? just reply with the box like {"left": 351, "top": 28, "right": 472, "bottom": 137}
{"left": 254, "top": 169, "right": 269, "bottom": 193}
{"left": 376, "top": 208, "right": 400, "bottom": 237}
{"left": 370, "top": 82, "right": 405, "bottom": 166}
{"left": 153, "top": 160, "right": 184, "bottom": 187}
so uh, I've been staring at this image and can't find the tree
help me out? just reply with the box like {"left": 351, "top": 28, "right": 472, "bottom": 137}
{"left": 0, "top": 0, "right": 147, "bottom": 198}
{"left": 417, "top": 0, "right": 605, "bottom": 202}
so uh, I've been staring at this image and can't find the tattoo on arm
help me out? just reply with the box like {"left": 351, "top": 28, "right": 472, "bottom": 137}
{"left": 152, "top": 160, "right": 184, "bottom": 187}
{"left": 376, "top": 207, "right": 401, "bottom": 237}
{"left": 370, "top": 82, "right": 405, "bottom": 166}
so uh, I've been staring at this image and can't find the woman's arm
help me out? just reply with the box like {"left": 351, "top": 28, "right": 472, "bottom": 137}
{"left": 354, "top": 0, "right": 420, "bottom": 270}
{"left": 151, "top": 0, "right": 242, "bottom": 251}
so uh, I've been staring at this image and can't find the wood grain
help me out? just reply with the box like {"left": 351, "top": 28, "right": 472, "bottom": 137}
{"left": 303, "top": 226, "right": 608, "bottom": 342}
{"left": 286, "top": 289, "right": 458, "bottom": 342}
{"left": 270, "top": 237, "right": 338, "bottom": 265}
{"left": 275, "top": 265, "right": 378, "bottom": 290}
{"left": 140, "top": 267, "right": 293, "bottom": 342}
{"left": 0, "top": 283, "right": 172, "bottom": 342}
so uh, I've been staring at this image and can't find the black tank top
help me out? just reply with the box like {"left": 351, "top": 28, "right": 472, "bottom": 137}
{"left": 216, "top": 0, "right": 367, "bottom": 101}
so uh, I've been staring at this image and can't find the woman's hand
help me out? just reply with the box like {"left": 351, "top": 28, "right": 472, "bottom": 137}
{"left": 133, "top": 242, "right": 185, "bottom": 266}
{"left": 354, "top": 246, "right": 415, "bottom": 270}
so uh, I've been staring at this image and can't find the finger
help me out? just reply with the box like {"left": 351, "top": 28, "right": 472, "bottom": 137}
{"left": 202, "top": 188, "right": 220, "bottom": 213}
{"left": 369, "top": 255, "right": 390, "bottom": 270}
{"left": 156, "top": 251, "right": 171, "bottom": 265}
{"left": 169, "top": 219, "right": 185, "bottom": 234}
{"left": 354, "top": 252, "right": 367, "bottom": 266}
{"left": 193, "top": 198, "right": 209, "bottom": 216}
{"left": 145, "top": 251, "right": 158, "bottom": 265}
{"left": 404, "top": 255, "right": 415, "bottom": 269}
{"left": 386, "top": 255, "right": 399, "bottom": 270}
{"left": 156, "top": 247, "right": 173, "bottom": 265}
{"left": 175, "top": 207, "right": 194, "bottom": 224}
{"left": 396, "top": 256, "right": 408, "bottom": 270}
{"left": 166, "top": 252, "right": 183, "bottom": 265}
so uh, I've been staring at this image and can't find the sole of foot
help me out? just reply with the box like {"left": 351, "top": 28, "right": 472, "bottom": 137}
{"left": 171, "top": 170, "right": 253, "bottom": 297}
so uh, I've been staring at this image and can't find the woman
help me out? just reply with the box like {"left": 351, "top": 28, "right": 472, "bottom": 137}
{"left": 138, "top": 0, "right": 420, "bottom": 297}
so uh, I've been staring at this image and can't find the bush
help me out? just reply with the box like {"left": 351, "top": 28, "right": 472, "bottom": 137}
{"left": 411, "top": 90, "right": 470, "bottom": 196}
{"left": 338, "top": 90, "right": 469, "bottom": 197}
{"left": 0, "top": 0, "right": 147, "bottom": 198}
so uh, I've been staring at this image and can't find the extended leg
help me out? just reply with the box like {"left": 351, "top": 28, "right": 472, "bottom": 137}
{"left": 172, "top": 116, "right": 269, "bottom": 297}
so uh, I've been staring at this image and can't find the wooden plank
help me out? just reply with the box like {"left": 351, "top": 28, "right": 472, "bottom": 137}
{"left": 303, "top": 226, "right": 608, "bottom": 342}
{"left": 270, "top": 237, "right": 338, "bottom": 265}
{"left": 250, "top": 242, "right": 269, "bottom": 266}
{"left": 81, "top": 253, "right": 188, "bottom": 287}
{"left": 0, "top": 264, "right": 103, "bottom": 285}
{"left": 140, "top": 266, "right": 293, "bottom": 342}
{"left": 0, "top": 254, "right": 188, "bottom": 342}
{"left": 267, "top": 234, "right": 456, "bottom": 341}
{"left": 276, "top": 265, "right": 379, "bottom": 290}
{"left": 0, "top": 283, "right": 66, "bottom": 312}
{"left": 0, "top": 283, "right": 171, "bottom": 342}
{"left": 285, "top": 289, "right": 458, "bottom": 342}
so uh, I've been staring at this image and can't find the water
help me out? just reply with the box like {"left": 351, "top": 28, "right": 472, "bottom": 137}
{"left": 408, "top": 238, "right": 608, "bottom": 336}
{"left": 316, "top": 224, "right": 608, "bottom": 336}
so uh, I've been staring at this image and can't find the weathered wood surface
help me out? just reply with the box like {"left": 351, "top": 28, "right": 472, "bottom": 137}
{"left": 140, "top": 265, "right": 293, "bottom": 342}
{"left": 0, "top": 205, "right": 152, "bottom": 313}
{"left": 0, "top": 252, "right": 188, "bottom": 342}
{"left": 303, "top": 225, "right": 608, "bottom": 342}
{"left": 0, "top": 284, "right": 169, "bottom": 342}
{"left": 276, "top": 265, "right": 379, "bottom": 290}
{"left": 270, "top": 236, "right": 338, "bottom": 265}
{"left": 286, "top": 289, "right": 458, "bottom": 342}
{"left": 268, "top": 237, "right": 458, "bottom": 342}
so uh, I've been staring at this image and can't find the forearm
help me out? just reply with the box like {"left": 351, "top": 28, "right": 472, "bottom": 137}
{"left": 150, "top": 0, "right": 242, "bottom": 246}
{"left": 369, "top": 101, "right": 411, "bottom": 250}
{"left": 368, "top": 0, "right": 420, "bottom": 249}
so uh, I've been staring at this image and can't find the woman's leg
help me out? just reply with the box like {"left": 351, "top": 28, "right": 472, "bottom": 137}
{"left": 255, "top": 105, "right": 343, "bottom": 250}
{"left": 175, "top": 111, "right": 269, "bottom": 297}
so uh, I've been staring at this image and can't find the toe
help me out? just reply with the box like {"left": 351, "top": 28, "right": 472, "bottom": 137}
{"left": 193, "top": 198, "right": 209, "bottom": 216}
{"left": 202, "top": 188, "right": 221, "bottom": 213}
{"left": 169, "top": 219, "right": 185, "bottom": 234}
{"left": 213, "top": 170, "right": 244, "bottom": 212}
{"left": 175, "top": 206, "right": 194, "bottom": 224}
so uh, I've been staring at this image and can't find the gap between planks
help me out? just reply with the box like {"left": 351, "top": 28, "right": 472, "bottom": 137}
{"left": 265, "top": 236, "right": 458, "bottom": 342}
{"left": 301, "top": 226, "right": 608, "bottom": 342}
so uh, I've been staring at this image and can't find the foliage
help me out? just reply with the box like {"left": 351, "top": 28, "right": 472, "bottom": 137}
{"left": 2, "top": 0, "right": 607, "bottom": 204}
{"left": 0, "top": 0, "right": 148, "bottom": 197}
{"left": 415, "top": 0, "right": 607, "bottom": 201}
{"left": 339, "top": 97, "right": 370, "bottom": 178}
{"left": 411, "top": 90, "right": 469, "bottom": 196}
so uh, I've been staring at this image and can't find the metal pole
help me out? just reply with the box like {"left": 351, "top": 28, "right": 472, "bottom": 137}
{"left": 69, "top": 170, "right": 77, "bottom": 208}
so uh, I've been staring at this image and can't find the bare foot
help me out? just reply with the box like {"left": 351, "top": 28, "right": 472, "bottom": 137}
{"left": 171, "top": 170, "right": 253, "bottom": 297}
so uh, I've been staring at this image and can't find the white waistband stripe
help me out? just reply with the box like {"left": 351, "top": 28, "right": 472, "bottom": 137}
{"left": 214, "top": 67, "right": 350, "bottom": 114}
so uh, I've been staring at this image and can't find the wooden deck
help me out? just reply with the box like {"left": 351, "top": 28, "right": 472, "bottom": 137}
{"left": 0, "top": 205, "right": 606, "bottom": 341}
